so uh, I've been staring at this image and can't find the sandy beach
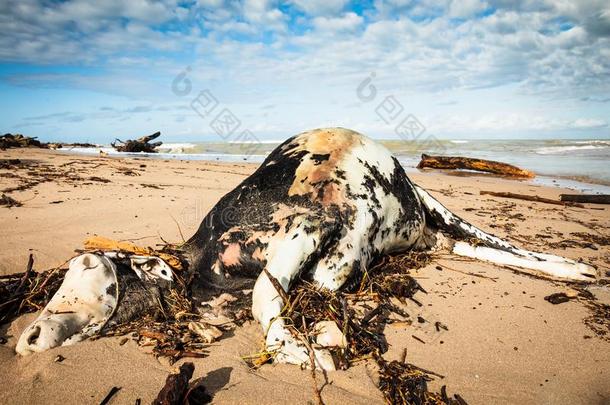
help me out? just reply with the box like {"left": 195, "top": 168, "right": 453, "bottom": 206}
{"left": 1, "top": 147, "right": 608, "bottom": 404}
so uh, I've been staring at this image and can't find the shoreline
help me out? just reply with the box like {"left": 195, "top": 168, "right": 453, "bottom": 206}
{"left": 1, "top": 147, "right": 609, "bottom": 404}
{"left": 55, "top": 146, "right": 610, "bottom": 195}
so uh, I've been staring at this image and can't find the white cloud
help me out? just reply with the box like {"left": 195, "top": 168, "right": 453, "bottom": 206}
{"left": 243, "top": 0, "right": 287, "bottom": 30}
{"left": 290, "top": 0, "right": 349, "bottom": 16}
{"left": 1, "top": 0, "right": 609, "bottom": 138}
{"left": 312, "top": 12, "right": 364, "bottom": 32}
{"left": 570, "top": 118, "right": 608, "bottom": 129}
{"left": 448, "top": 0, "right": 488, "bottom": 18}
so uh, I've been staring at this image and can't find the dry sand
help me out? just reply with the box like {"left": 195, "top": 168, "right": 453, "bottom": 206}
{"left": 0, "top": 147, "right": 609, "bottom": 404}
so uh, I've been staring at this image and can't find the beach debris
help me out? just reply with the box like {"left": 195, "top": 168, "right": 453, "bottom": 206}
{"left": 375, "top": 350, "right": 466, "bottom": 405}
{"left": 0, "top": 157, "right": 115, "bottom": 195}
{"left": 83, "top": 235, "right": 183, "bottom": 270}
{"left": 89, "top": 176, "right": 111, "bottom": 183}
{"left": 0, "top": 158, "right": 22, "bottom": 168}
{"left": 417, "top": 153, "right": 534, "bottom": 178}
{"left": 412, "top": 335, "right": 426, "bottom": 344}
{"left": 111, "top": 131, "right": 162, "bottom": 153}
{"left": 435, "top": 321, "right": 449, "bottom": 332}
{"left": 47, "top": 142, "right": 99, "bottom": 149}
{"left": 0, "top": 133, "right": 49, "bottom": 149}
{"left": 544, "top": 293, "right": 572, "bottom": 305}
{"left": 582, "top": 299, "right": 610, "bottom": 342}
{"left": 0, "top": 254, "right": 68, "bottom": 325}
{"left": 202, "top": 292, "right": 238, "bottom": 309}
{"left": 480, "top": 190, "right": 584, "bottom": 208}
{"left": 99, "top": 386, "right": 121, "bottom": 405}
{"left": 0, "top": 193, "right": 22, "bottom": 208}
{"left": 560, "top": 194, "right": 610, "bottom": 205}
{"left": 153, "top": 362, "right": 211, "bottom": 405}
{"left": 53, "top": 354, "right": 65, "bottom": 363}
{"left": 547, "top": 231, "right": 609, "bottom": 250}
{"left": 187, "top": 322, "right": 223, "bottom": 343}
{"left": 242, "top": 250, "right": 467, "bottom": 402}
{"left": 570, "top": 232, "right": 609, "bottom": 246}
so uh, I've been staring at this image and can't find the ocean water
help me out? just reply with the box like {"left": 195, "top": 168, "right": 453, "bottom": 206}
{"left": 64, "top": 138, "right": 610, "bottom": 194}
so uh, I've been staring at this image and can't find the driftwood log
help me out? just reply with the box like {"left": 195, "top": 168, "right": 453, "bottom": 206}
{"left": 560, "top": 194, "right": 610, "bottom": 205}
{"left": 111, "top": 131, "right": 162, "bottom": 153}
{"left": 0, "top": 134, "right": 48, "bottom": 149}
{"left": 480, "top": 191, "right": 584, "bottom": 208}
{"left": 417, "top": 154, "right": 534, "bottom": 178}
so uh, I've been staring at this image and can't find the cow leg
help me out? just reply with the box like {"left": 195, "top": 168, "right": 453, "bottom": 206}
{"left": 415, "top": 185, "right": 597, "bottom": 281}
{"left": 251, "top": 223, "right": 336, "bottom": 370}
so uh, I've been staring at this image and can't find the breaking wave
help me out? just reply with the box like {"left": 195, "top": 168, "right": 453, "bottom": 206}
{"left": 535, "top": 143, "right": 609, "bottom": 155}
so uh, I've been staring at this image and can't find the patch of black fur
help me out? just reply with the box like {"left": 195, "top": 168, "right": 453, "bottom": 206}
{"left": 422, "top": 201, "right": 517, "bottom": 255}
{"left": 103, "top": 263, "right": 169, "bottom": 329}
{"left": 184, "top": 135, "right": 354, "bottom": 289}
{"left": 362, "top": 158, "right": 424, "bottom": 235}
{"left": 105, "top": 283, "right": 117, "bottom": 298}
{"left": 311, "top": 153, "right": 330, "bottom": 165}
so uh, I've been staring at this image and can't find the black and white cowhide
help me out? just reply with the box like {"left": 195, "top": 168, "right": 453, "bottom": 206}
{"left": 16, "top": 128, "right": 597, "bottom": 370}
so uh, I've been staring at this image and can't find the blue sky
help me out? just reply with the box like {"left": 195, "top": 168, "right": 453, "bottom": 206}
{"left": 0, "top": 0, "right": 609, "bottom": 143}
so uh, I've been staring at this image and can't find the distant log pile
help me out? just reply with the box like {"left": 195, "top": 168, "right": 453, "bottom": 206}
{"left": 48, "top": 142, "right": 99, "bottom": 149}
{"left": 0, "top": 134, "right": 49, "bottom": 149}
{"left": 111, "top": 131, "right": 162, "bottom": 153}
{"left": 417, "top": 154, "right": 535, "bottom": 178}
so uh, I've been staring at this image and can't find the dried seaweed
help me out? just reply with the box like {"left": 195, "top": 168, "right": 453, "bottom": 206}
{"left": 376, "top": 351, "right": 465, "bottom": 405}
{"left": 544, "top": 293, "right": 571, "bottom": 304}
{"left": 0, "top": 193, "right": 22, "bottom": 208}
{"left": 575, "top": 287, "right": 610, "bottom": 342}
{"left": 0, "top": 256, "right": 68, "bottom": 325}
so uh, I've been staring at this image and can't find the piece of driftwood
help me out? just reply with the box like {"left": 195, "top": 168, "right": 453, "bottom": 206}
{"left": 111, "top": 131, "right": 162, "bottom": 153}
{"left": 480, "top": 191, "right": 584, "bottom": 208}
{"left": 560, "top": 194, "right": 610, "bottom": 205}
{"left": 417, "top": 154, "right": 534, "bottom": 178}
{"left": 153, "top": 362, "right": 211, "bottom": 405}
{"left": 0, "top": 134, "right": 48, "bottom": 149}
{"left": 153, "top": 363, "right": 194, "bottom": 405}
{"left": 99, "top": 386, "right": 121, "bottom": 405}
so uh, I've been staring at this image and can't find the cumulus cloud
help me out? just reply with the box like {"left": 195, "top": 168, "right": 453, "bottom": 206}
{"left": 1, "top": 0, "right": 608, "bottom": 137}
{"left": 290, "top": 0, "right": 349, "bottom": 16}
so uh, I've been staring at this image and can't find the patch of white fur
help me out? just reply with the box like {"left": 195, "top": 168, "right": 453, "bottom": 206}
{"left": 102, "top": 251, "right": 174, "bottom": 281}
{"left": 453, "top": 242, "right": 597, "bottom": 281}
{"left": 129, "top": 256, "right": 173, "bottom": 281}
{"left": 16, "top": 254, "right": 118, "bottom": 355}
{"left": 251, "top": 222, "right": 336, "bottom": 370}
